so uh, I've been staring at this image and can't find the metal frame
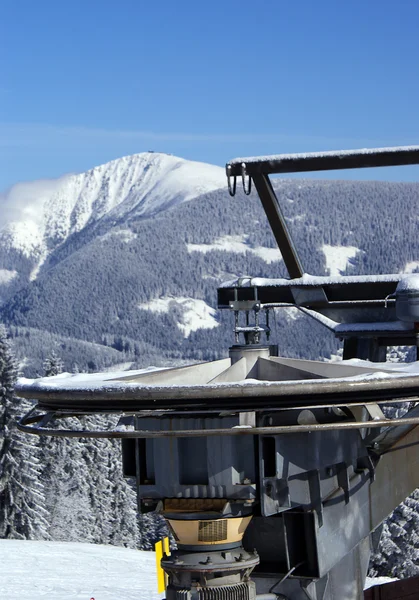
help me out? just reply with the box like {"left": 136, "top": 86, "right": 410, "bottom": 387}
{"left": 226, "top": 146, "right": 419, "bottom": 279}
{"left": 222, "top": 145, "right": 419, "bottom": 357}
{"left": 226, "top": 146, "right": 419, "bottom": 176}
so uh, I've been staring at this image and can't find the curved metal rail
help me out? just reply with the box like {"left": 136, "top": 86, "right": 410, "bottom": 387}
{"left": 15, "top": 374, "right": 419, "bottom": 412}
{"left": 18, "top": 402, "right": 419, "bottom": 439}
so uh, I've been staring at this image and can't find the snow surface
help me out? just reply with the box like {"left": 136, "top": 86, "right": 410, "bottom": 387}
{"left": 0, "top": 153, "right": 225, "bottom": 280}
{"left": 138, "top": 296, "right": 219, "bottom": 337}
{"left": 187, "top": 234, "right": 282, "bottom": 264}
{"left": 99, "top": 229, "right": 138, "bottom": 244}
{"left": 322, "top": 244, "right": 361, "bottom": 276}
{"left": 0, "top": 268, "right": 17, "bottom": 284}
{"left": 0, "top": 540, "right": 162, "bottom": 600}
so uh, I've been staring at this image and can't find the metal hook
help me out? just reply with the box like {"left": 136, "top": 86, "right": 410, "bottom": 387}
{"left": 241, "top": 163, "right": 252, "bottom": 195}
{"left": 227, "top": 165, "right": 237, "bottom": 197}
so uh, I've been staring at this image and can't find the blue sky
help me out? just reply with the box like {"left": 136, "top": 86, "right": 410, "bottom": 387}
{"left": 2, "top": 0, "right": 419, "bottom": 190}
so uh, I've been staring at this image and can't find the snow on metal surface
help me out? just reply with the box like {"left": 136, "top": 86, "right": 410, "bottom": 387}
{"left": 297, "top": 307, "right": 414, "bottom": 333}
{"left": 16, "top": 358, "right": 419, "bottom": 397}
{"left": 364, "top": 576, "right": 399, "bottom": 590}
{"left": 396, "top": 273, "right": 419, "bottom": 292}
{"left": 219, "top": 273, "right": 403, "bottom": 288}
{"left": 227, "top": 145, "right": 419, "bottom": 167}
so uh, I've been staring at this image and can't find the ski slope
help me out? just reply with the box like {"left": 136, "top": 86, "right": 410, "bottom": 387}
{"left": 0, "top": 540, "right": 162, "bottom": 600}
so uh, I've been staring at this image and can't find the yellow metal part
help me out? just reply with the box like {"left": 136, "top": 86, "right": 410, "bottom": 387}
{"left": 166, "top": 516, "right": 252, "bottom": 547}
{"left": 155, "top": 536, "right": 171, "bottom": 594}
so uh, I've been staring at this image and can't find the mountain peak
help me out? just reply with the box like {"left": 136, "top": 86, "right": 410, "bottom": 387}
{"left": 0, "top": 153, "right": 226, "bottom": 278}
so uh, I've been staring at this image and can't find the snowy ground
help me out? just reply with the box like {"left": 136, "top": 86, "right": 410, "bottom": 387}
{"left": 0, "top": 540, "right": 162, "bottom": 600}
{"left": 138, "top": 296, "right": 219, "bottom": 337}
{"left": 322, "top": 244, "right": 360, "bottom": 276}
{"left": 0, "top": 540, "right": 398, "bottom": 599}
{"left": 187, "top": 234, "right": 282, "bottom": 264}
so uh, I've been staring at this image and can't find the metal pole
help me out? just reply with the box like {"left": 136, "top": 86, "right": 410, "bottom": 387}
{"left": 252, "top": 174, "right": 304, "bottom": 279}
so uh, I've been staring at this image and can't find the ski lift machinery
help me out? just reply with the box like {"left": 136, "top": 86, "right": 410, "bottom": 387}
{"left": 18, "top": 146, "right": 419, "bottom": 600}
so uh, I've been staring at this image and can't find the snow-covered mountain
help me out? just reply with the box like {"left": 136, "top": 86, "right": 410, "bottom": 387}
{"left": 0, "top": 152, "right": 225, "bottom": 292}
{"left": 0, "top": 153, "right": 418, "bottom": 376}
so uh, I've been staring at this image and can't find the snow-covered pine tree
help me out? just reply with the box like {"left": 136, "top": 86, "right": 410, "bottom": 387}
{"left": 0, "top": 325, "right": 50, "bottom": 539}
{"left": 106, "top": 437, "right": 139, "bottom": 548}
{"left": 36, "top": 350, "right": 96, "bottom": 542}
{"left": 43, "top": 425, "right": 97, "bottom": 543}
{"left": 79, "top": 415, "right": 139, "bottom": 547}
{"left": 370, "top": 488, "right": 419, "bottom": 578}
{"left": 43, "top": 351, "right": 64, "bottom": 377}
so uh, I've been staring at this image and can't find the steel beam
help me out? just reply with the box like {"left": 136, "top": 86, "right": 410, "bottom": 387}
{"left": 252, "top": 173, "right": 304, "bottom": 279}
{"left": 227, "top": 146, "right": 419, "bottom": 177}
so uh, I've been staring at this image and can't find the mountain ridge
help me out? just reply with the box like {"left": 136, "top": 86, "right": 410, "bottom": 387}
{"left": 0, "top": 154, "right": 418, "bottom": 375}
{"left": 0, "top": 152, "right": 226, "bottom": 300}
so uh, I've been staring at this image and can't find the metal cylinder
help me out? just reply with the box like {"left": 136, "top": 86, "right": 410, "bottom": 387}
{"left": 395, "top": 275, "right": 419, "bottom": 322}
{"left": 229, "top": 345, "right": 270, "bottom": 377}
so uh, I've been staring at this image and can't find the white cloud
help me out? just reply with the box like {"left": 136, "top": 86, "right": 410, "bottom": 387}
{"left": 0, "top": 121, "right": 386, "bottom": 149}
{"left": 0, "top": 176, "right": 70, "bottom": 228}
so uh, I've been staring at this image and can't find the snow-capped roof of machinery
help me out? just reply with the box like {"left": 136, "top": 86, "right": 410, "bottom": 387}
{"left": 226, "top": 145, "right": 419, "bottom": 176}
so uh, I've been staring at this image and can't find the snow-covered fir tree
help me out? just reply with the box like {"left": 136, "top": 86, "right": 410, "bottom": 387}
{"left": 39, "top": 352, "right": 94, "bottom": 541}
{"left": 41, "top": 411, "right": 140, "bottom": 547}
{"left": 41, "top": 424, "right": 97, "bottom": 543}
{"left": 138, "top": 512, "right": 169, "bottom": 551}
{"left": 43, "top": 350, "right": 64, "bottom": 377}
{"left": 106, "top": 437, "right": 139, "bottom": 548}
{"left": 79, "top": 415, "right": 139, "bottom": 548}
{"left": 370, "top": 488, "right": 419, "bottom": 578}
{"left": 0, "top": 325, "right": 50, "bottom": 539}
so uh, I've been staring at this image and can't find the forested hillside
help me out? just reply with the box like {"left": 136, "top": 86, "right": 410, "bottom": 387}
{"left": 0, "top": 157, "right": 417, "bottom": 375}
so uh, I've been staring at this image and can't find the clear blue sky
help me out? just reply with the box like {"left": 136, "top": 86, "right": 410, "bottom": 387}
{"left": 2, "top": 0, "right": 419, "bottom": 190}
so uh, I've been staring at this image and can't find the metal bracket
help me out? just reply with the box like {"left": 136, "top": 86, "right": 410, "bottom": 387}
{"left": 241, "top": 163, "right": 252, "bottom": 195}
